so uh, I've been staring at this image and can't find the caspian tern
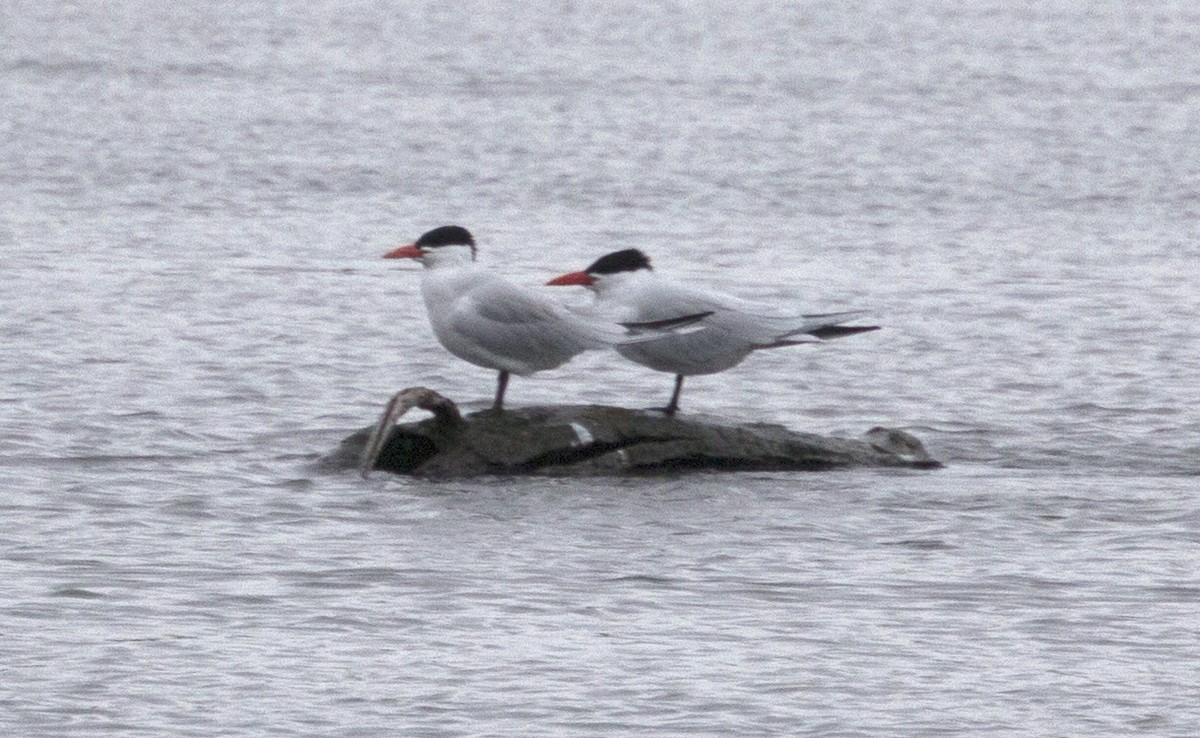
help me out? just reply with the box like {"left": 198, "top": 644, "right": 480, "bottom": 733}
{"left": 546, "top": 248, "right": 880, "bottom": 416}
{"left": 383, "top": 227, "right": 709, "bottom": 411}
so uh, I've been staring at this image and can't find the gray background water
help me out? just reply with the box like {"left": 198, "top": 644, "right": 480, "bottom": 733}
{"left": 4, "top": 0, "right": 1200, "bottom": 735}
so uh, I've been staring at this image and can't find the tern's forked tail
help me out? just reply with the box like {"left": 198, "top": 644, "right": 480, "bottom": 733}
{"left": 807, "top": 324, "right": 881, "bottom": 340}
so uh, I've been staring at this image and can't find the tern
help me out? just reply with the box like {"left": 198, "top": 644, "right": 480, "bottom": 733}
{"left": 547, "top": 248, "right": 879, "bottom": 416}
{"left": 384, "top": 227, "right": 709, "bottom": 411}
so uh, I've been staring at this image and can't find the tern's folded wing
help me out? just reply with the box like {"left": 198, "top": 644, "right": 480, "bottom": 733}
{"left": 447, "top": 281, "right": 601, "bottom": 373}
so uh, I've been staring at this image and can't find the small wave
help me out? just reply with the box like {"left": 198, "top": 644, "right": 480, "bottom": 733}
{"left": 603, "top": 574, "right": 682, "bottom": 588}
{"left": 1060, "top": 402, "right": 1181, "bottom": 417}
{"left": 4, "top": 56, "right": 109, "bottom": 76}
{"left": 0, "top": 452, "right": 201, "bottom": 468}
{"left": 51, "top": 587, "right": 105, "bottom": 599}
{"left": 81, "top": 357, "right": 131, "bottom": 366}
{"left": 4, "top": 56, "right": 255, "bottom": 81}
{"left": 904, "top": 423, "right": 998, "bottom": 436}
{"left": 113, "top": 410, "right": 167, "bottom": 419}
{"left": 880, "top": 538, "right": 957, "bottom": 551}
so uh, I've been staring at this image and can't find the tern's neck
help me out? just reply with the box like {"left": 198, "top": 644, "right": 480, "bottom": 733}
{"left": 592, "top": 269, "right": 652, "bottom": 299}
{"left": 419, "top": 244, "right": 477, "bottom": 270}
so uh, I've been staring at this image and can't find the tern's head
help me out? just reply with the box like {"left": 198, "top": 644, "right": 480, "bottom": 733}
{"left": 546, "top": 249, "right": 652, "bottom": 293}
{"left": 383, "top": 225, "right": 477, "bottom": 267}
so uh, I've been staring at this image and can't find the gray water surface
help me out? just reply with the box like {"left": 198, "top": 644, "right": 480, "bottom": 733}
{"left": 4, "top": 1, "right": 1200, "bottom": 735}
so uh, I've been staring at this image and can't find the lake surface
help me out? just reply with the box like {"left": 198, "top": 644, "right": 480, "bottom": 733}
{"left": 3, "top": 1, "right": 1200, "bottom": 735}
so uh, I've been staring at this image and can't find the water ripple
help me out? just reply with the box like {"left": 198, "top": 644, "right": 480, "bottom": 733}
{"left": 5, "top": 1, "right": 1200, "bottom": 735}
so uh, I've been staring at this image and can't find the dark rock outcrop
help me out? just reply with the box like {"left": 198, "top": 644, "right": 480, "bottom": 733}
{"left": 325, "top": 387, "right": 940, "bottom": 478}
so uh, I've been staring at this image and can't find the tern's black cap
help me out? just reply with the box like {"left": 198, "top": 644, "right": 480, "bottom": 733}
{"left": 415, "top": 225, "right": 476, "bottom": 260}
{"left": 416, "top": 225, "right": 475, "bottom": 248}
{"left": 586, "top": 249, "right": 652, "bottom": 275}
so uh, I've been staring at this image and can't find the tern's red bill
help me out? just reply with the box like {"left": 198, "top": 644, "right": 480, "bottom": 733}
{"left": 546, "top": 271, "right": 595, "bottom": 286}
{"left": 383, "top": 244, "right": 423, "bottom": 259}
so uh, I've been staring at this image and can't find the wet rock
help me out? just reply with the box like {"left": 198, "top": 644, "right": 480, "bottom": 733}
{"left": 325, "top": 388, "right": 941, "bottom": 478}
{"left": 864, "top": 426, "right": 938, "bottom": 466}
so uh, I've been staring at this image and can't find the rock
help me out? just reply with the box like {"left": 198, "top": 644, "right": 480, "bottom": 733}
{"left": 864, "top": 426, "right": 938, "bottom": 465}
{"left": 324, "top": 387, "right": 941, "bottom": 478}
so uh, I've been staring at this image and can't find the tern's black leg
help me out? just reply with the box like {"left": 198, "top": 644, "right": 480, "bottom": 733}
{"left": 492, "top": 370, "right": 510, "bottom": 411}
{"left": 661, "top": 374, "right": 684, "bottom": 417}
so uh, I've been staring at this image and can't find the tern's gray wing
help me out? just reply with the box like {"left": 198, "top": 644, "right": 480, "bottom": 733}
{"left": 446, "top": 280, "right": 603, "bottom": 374}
